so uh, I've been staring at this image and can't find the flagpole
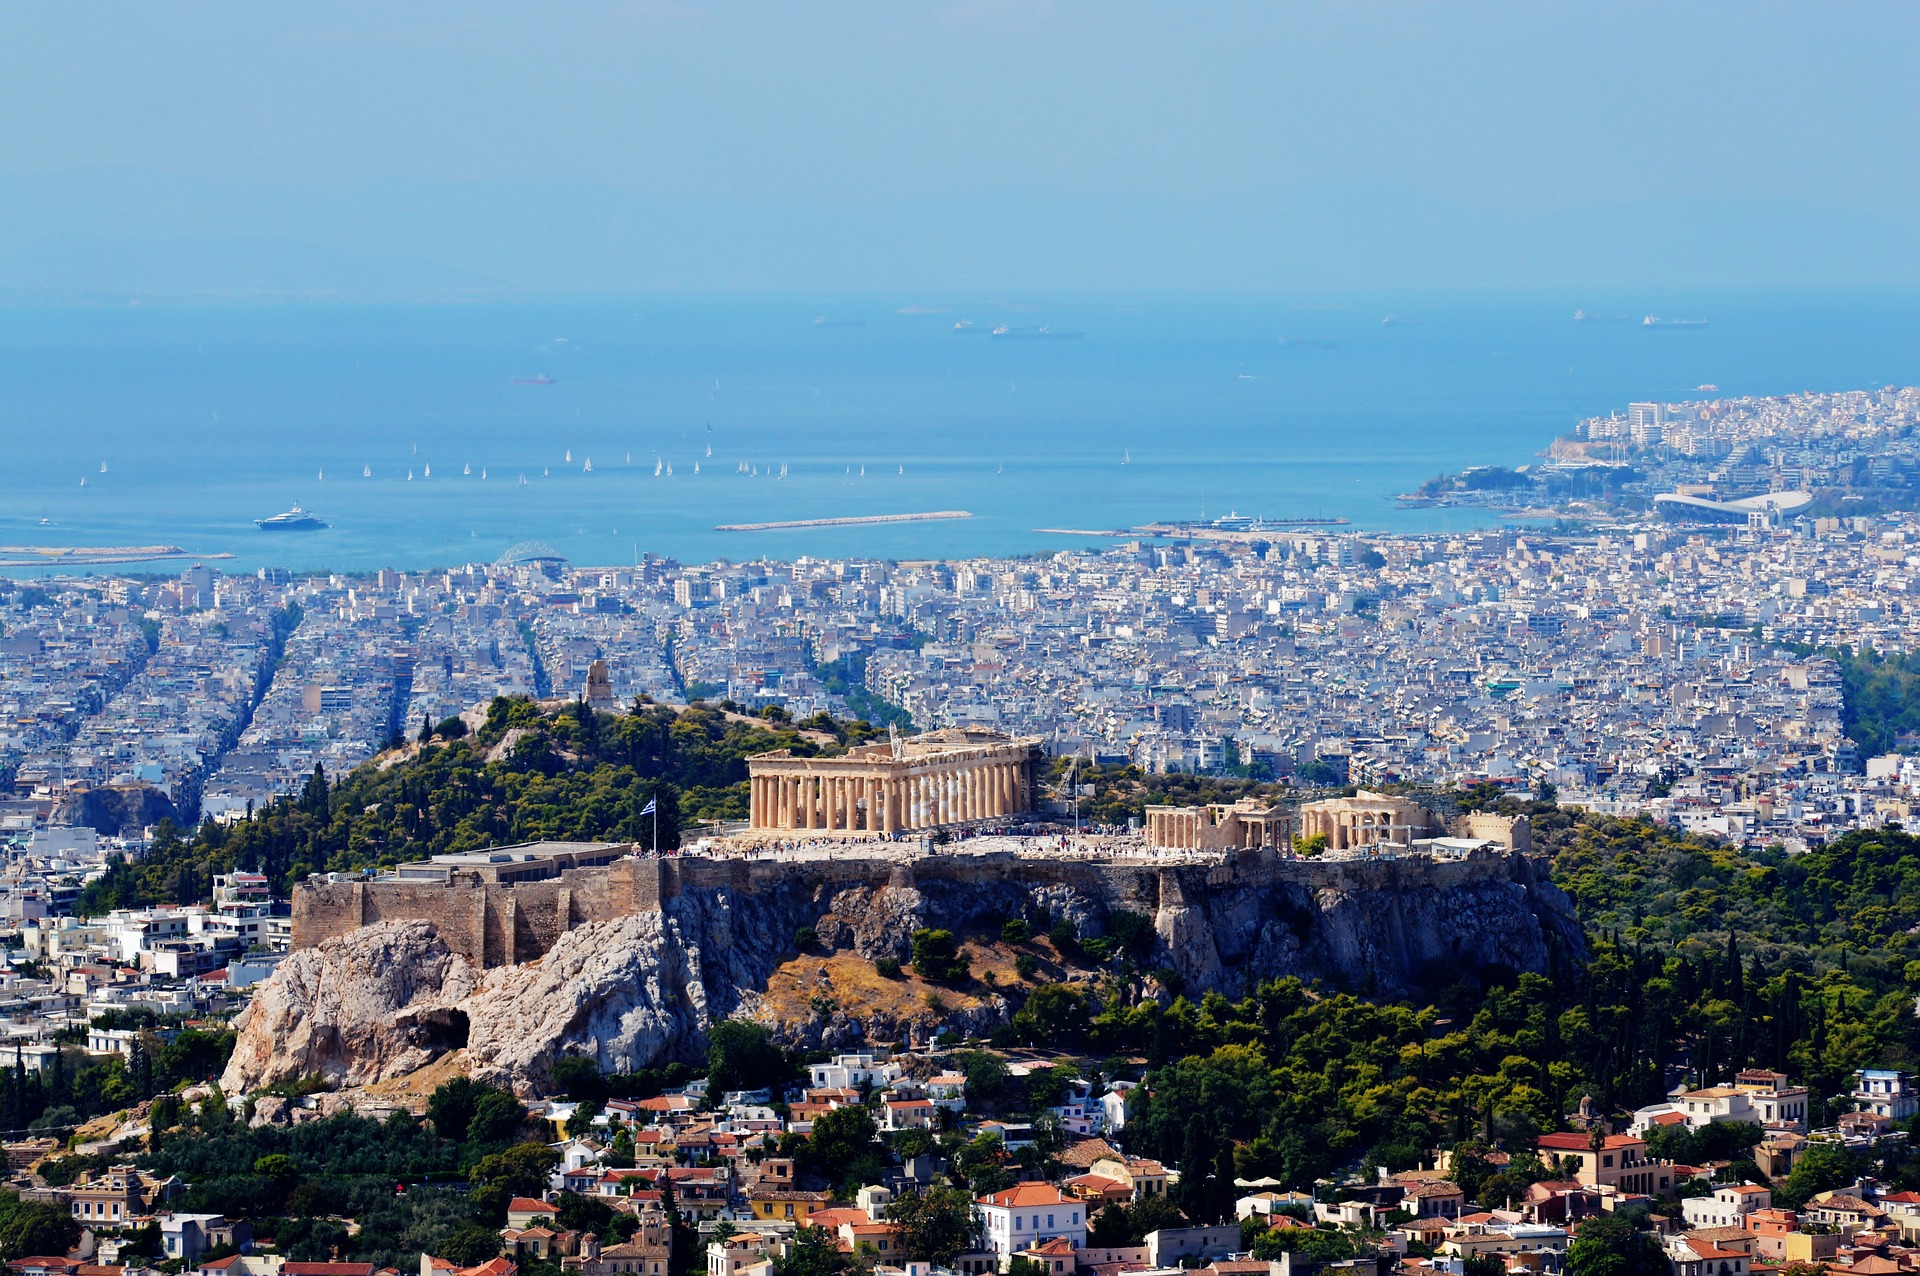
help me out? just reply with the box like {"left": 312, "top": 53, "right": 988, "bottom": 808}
{"left": 652, "top": 796, "right": 658, "bottom": 857}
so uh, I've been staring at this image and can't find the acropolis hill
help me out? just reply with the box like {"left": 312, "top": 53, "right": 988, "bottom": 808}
{"left": 249, "top": 836, "right": 1584, "bottom": 1094}
{"left": 291, "top": 834, "right": 1579, "bottom": 989}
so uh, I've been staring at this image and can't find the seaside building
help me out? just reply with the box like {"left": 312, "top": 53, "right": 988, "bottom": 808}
{"left": 746, "top": 728, "right": 1042, "bottom": 836}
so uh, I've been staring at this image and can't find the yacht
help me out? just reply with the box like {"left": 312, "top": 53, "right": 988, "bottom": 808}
{"left": 256, "top": 505, "right": 328, "bottom": 531}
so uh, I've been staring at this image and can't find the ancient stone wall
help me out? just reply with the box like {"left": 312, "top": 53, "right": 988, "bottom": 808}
{"left": 294, "top": 844, "right": 1564, "bottom": 975}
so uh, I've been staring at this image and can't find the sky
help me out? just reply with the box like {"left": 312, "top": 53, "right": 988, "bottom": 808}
{"left": 1, "top": 1, "right": 1916, "bottom": 296}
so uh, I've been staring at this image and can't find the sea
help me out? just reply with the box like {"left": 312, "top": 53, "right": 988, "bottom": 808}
{"left": 3, "top": 290, "right": 1919, "bottom": 574}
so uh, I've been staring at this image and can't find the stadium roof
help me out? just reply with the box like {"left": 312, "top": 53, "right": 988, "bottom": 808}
{"left": 496, "top": 540, "right": 570, "bottom": 567}
{"left": 1653, "top": 491, "right": 1812, "bottom": 523}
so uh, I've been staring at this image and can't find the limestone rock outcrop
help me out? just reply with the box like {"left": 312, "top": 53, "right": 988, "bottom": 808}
{"left": 462, "top": 911, "right": 712, "bottom": 1094}
{"left": 220, "top": 919, "right": 480, "bottom": 1093}
{"left": 229, "top": 849, "right": 1586, "bottom": 1098}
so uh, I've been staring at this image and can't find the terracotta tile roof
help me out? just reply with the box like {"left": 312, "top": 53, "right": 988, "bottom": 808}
{"left": 978, "top": 1183, "right": 1075, "bottom": 1208}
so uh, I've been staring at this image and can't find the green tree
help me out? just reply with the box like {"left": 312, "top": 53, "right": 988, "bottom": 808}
{"left": 1564, "top": 1214, "right": 1667, "bottom": 1276}
{"left": 911, "top": 930, "right": 969, "bottom": 983}
{"left": 440, "top": 1224, "right": 505, "bottom": 1267}
{"left": 884, "top": 1186, "right": 979, "bottom": 1263}
{"left": 777, "top": 1226, "right": 846, "bottom": 1276}
{"left": 707, "top": 1021, "right": 788, "bottom": 1097}
{"left": 1778, "top": 1141, "right": 1859, "bottom": 1210}
{"left": 469, "top": 1143, "right": 562, "bottom": 1202}
{"left": 808, "top": 1105, "right": 881, "bottom": 1190}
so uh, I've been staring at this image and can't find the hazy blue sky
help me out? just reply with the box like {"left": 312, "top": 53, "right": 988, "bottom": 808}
{"left": 2, "top": 2, "right": 1915, "bottom": 295}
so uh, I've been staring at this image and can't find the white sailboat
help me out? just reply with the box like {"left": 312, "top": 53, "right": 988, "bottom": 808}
{"left": 859, "top": 465, "right": 865, "bottom": 477}
{"left": 898, "top": 464, "right": 904, "bottom": 475}
{"left": 565, "top": 449, "right": 572, "bottom": 463}
{"left": 363, "top": 464, "right": 372, "bottom": 477}
{"left": 666, "top": 461, "right": 673, "bottom": 475}
{"left": 705, "top": 443, "right": 712, "bottom": 458}
{"left": 423, "top": 463, "right": 431, "bottom": 478}
{"left": 693, "top": 461, "right": 699, "bottom": 474}
{"left": 583, "top": 457, "right": 593, "bottom": 473}
{"left": 463, "top": 463, "right": 471, "bottom": 476}
{"left": 99, "top": 461, "right": 108, "bottom": 474}
{"left": 317, "top": 468, "right": 324, "bottom": 481}
{"left": 654, "top": 458, "right": 663, "bottom": 476}
{"left": 407, "top": 468, "right": 414, "bottom": 481}
{"left": 1122, "top": 449, "right": 1131, "bottom": 465}
{"left": 779, "top": 463, "right": 787, "bottom": 479}
{"left": 79, "top": 476, "right": 86, "bottom": 487}
{"left": 543, "top": 466, "right": 550, "bottom": 477}
{"left": 519, "top": 474, "right": 528, "bottom": 486}
{"left": 626, "top": 451, "right": 631, "bottom": 464}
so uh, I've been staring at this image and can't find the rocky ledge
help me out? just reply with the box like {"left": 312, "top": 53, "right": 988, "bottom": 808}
{"left": 224, "top": 850, "right": 1583, "bottom": 1097}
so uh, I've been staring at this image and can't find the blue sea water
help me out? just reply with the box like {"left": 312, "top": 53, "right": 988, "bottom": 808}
{"left": 2, "top": 291, "right": 1918, "bottom": 573}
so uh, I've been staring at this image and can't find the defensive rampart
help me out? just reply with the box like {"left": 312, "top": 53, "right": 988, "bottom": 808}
{"left": 294, "top": 844, "right": 1580, "bottom": 992}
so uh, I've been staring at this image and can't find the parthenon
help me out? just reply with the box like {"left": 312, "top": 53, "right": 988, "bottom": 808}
{"left": 746, "top": 728, "right": 1044, "bottom": 836}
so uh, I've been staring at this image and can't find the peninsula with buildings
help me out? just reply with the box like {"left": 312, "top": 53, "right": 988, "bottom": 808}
{"left": 1404, "top": 384, "right": 1920, "bottom": 526}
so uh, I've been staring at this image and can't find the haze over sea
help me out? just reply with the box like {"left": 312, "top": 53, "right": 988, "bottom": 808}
{"left": 5, "top": 289, "right": 1919, "bottom": 574}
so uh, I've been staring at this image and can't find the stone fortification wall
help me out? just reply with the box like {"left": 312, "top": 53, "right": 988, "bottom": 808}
{"left": 247, "top": 845, "right": 1586, "bottom": 1095}
{"left": 293, "top": 859, "right": 654, "bottom": 966}
{"left": 293, "top": 845, "right": 1582, "bottom": 1001}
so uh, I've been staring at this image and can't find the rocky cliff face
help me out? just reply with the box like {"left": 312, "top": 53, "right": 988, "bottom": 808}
{"left": 226, "top": 852, "right": 1585, "bottom": 1097}
{"left": 222, "top": 920, "right": 480, "bottom": 1092}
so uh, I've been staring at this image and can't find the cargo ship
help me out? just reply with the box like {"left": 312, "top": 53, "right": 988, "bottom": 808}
{"left": 255, "top": 505, "right": 328, "bottom": 531}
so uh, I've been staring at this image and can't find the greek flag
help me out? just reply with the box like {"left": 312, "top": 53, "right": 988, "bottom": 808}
{"left": 640, "top": 798, "right": 657, "bottom": 816}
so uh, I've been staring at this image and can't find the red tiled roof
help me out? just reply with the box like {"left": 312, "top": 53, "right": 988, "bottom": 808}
{"left": 979, "top": 1184, "right": 1074, "bottom": 1208}
{"left": 1536, "top": 1132, "right": 1645, "bottom": 1151}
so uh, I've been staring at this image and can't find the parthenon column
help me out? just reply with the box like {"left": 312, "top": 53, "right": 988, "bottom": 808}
{"left": 880, "top": 780, "right": 895, "bottom": 834}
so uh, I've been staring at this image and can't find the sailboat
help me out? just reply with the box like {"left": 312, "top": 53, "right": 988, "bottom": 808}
{"left": 1122, "top": 449, "right": 1131, "bottom": 466}
{"left": 583, "top": 457, "right": 593, "bottom": 473}
{"left": 779, "top": 463, "right": 787, "bottom": 479}
{"left": 363, "top": 464, "right": 372, "bottom": 478}
{"left": 543, "top": 466, "right": 550, "bottom": 477}
{"left": 654, "top": 458, "right": 663, "bottom": 477}
{"left": 317, "top": 468, "right": 324, "bottom": 481}
{"left": 859, "top": 465, "right": 865, "bottom": 477}
{"left": 705, "top": 443, "right": 712, "bottom": 458}
{"left": 666, "top": 462, "right": 674, "bottom": 476}
{"left": 898, "top": 465, "right": 904, "bottom": 475}
{"left": 519, "top": 474, "right": 528, "bottom": 486}
{"left": 423, "top": 463, "right": 431, "bottom": 478}
{"left": 565, "top": 449, "right": 572, "bottom": 463}
{"left": 463, "top": 463, "right": 471, "bottom": 476}
{"left": 407, "top": 468, "right": 414, "bottom": 481}
{"left": 693, "top": 461, "right": 699, "bottom": 474}
{"left": 79, "top": 476, "right": 87, "bottom": 487}
{"left": 481, "top": 468, "right": 487, "bottom": 480}
{"left": 99, "top": 461, "right": 108, "bottom": 474}
{"left": 625, "top": 451, "right": 631, "bottom": 464}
